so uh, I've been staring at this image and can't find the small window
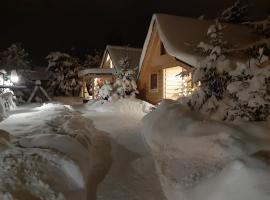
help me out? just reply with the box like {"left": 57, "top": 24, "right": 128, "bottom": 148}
{"left": 160, "top": 42, "right": 166, "bottom": 55}
{"left": 150, "top": 74, "right": 158, "bottom": 90}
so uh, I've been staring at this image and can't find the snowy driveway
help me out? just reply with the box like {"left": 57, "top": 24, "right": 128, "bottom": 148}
{"left": 78, "top": 101, "right": 165, "bottom": 200}
{"left": 0, "top": 100, "right": 165, "bottom": 200}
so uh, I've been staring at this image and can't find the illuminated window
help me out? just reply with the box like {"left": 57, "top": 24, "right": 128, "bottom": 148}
{"left": 105, "top": 54, "right": 114, "bottom": 68}
{"left": 150, "top": 73, "right": 158, "bottom": 90}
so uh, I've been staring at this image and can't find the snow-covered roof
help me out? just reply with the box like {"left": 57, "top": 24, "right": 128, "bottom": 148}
{"left": 101, "top": 45, "right": 142, "bottom": 71}
{"left": 78, "top": 68, "right": 116, "bottom": 78}
{"left": 139, "top": 14, "right": 261, "bottom": 71}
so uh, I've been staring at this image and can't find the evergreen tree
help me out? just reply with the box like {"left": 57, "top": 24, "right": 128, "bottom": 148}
{"left": 184, "top": 21, "right": 230, "bottom": 113}
{"left": 0, "top": 44, "right": 31, "bottom": 71}
{"left": 83, "top": 50, "right": 102, "bottom": 69}
{"left": 0, "top": 44, "right": 32, "bottom": 103}
{"left": 219, "top": 0, "right": 249, "bottom": 23}
{"left": 98, "top": 56, "right": 139, "bottom": 101}
{"left": 183, "top": 19, "right": 270, "bottom": 121}
{"left": 226, "top": 48, "right": 270, "bottom": 121}
{"left": 46, "top": 52, "right": 82, "bottom": 96}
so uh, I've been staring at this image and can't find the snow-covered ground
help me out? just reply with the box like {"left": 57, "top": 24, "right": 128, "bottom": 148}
{"left": 0, "top": 102, "right": 112, "bottom": 200}
{"left": 142, "top": 99, "right": 270, "bottom": 200}
{"left": 78, "top": 99, "right": 165, "bottom": 200}
{"left": 1, "top": 98, "right": 270, "bottom": 200}
{"left": 0, "top": 99, "right": 165, "bottom": 200}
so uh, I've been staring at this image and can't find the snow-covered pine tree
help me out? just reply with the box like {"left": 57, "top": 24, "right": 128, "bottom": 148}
{"left": 182, "top": 2, "right": 270, "bottom": 121}
{"left": 46, "top": 52, "right": 82, "bottom": 96}
{"left": 222, "top": 13, "right": 270, "bottom": 121}
{"left": 0, "top": 44, "right": 33, "bottom": 103}
{"left": 226, "top": 48, "right": 270, "bottom": 121}
{"left": 83, "top": 50, "right": 102, "bottom": 68}
{"left": 98, "top": 81, "right": 113, "bottom": 100}
{"left": 241, "top": 16, "right": 270, "bottom": 57}
{"left": 98, "top": 56, "right": 139, "bottom": 101}
{"left": 0, "top": 44, "right": 31, "bottom": 71}
{"left": 219, "top": 0, "right": 249, "bottom": 23}
{"left": 184, "top": 20, "right": 230, "bottom": 113}
{"left": 112, "top": 56, "right": 139, "bottom": 99}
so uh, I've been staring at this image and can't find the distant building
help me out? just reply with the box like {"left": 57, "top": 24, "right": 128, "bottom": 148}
{"left": 78, "top": 45, "right": 142, "bottom": 100}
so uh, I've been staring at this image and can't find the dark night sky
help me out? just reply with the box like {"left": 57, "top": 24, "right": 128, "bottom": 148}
{"left": 0, "top": 0, "right": 269, "bottom": 65}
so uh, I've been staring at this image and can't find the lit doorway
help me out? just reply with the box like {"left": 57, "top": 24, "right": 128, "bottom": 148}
{"left": 163, "top": 66, "right": 191, "bottom": 100}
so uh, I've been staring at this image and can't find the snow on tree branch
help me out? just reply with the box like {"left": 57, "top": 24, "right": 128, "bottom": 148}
{"left": 83, "top": 50, "right": 102, "bottom": 69}
{"left": 98, "top": 56, "right": 139, "bottom": 101}
{"left": 46, "top": 52, "right": 82, "bottom": 97}
{"left": 182, "top": 18, "right": 270, "bottom": 121}
{"left": 0, "top": 44, "right": 31, "bottom": 71}
{"left": 219, "top": 0, "right": 249, "bottom": 23}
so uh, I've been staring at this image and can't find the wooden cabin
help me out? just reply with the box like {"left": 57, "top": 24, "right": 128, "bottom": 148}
{"left": 79, "top": 45, "right": 142, "bottom": 100}
{"left": 137, "top": 14, "right": 260, "bottom": 104}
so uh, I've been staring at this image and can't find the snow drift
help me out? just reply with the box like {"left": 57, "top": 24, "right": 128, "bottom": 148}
{"left": 0, "top": 92, "right": 16, "bottom": 121}
{"left": 142, "top": 99, "right": 270, "bottom": 200}
{"left": 86, "top": 98, "right": 154, "bottom": 117}
{"left": 0, "top": 103, "right": 112, "bottom": 200}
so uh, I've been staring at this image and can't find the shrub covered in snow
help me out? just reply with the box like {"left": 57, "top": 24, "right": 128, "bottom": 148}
{"left": 46, "top": 52, "right": 82, "bottom": 97}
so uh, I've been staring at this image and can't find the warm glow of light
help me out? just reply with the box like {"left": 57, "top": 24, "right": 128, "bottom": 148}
{"left": 11, "top": 70, "right": 19, "bottom": 83}
{"left": 109, "top": 60, "right": 113, "bottom": 68}
{"left": 106, "top": 54, "right": 113, "bottom": 68}
{"left": 164, "top": 66, "right": 192, "bottom": 100}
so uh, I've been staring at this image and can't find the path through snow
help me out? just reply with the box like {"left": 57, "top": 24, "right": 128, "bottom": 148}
{"left": 0, "top": 100, "right": 166, "bottom": 200}
{"left": 0, "top": 103, "right": 112, "bottom": 200}
{"left": 80, "top": 111, "right": 165, "bottom": 200}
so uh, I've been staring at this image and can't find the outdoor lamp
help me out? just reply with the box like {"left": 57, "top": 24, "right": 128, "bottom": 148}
{"left": 11, "top": 70, "right": 19, "bottom": 83}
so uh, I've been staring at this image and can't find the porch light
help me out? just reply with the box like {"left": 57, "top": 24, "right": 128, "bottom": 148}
{"left": 11, "top": 70, "right": 19, "bottom": 83}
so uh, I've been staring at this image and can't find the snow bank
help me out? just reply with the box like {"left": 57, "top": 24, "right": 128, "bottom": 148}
{"left": 0, "top": 103, "right": 73, "bottom": 136}
{"left": 19, "top": 134, "right": 87, "bottom": 188}
{"left": 0, "top": 92, "right": 16, "bottom": 121}
{"left": 188, "top": 156, "right": 270, "bottom": 200}
{"left": 142, "top": 99, "right": 270, "bottom": 200}
{"left": 86, "top": 98, "right": 154, "bottom": 117}
{"left": 0, "top": 103, "right": 112, "bottom": 200}
{"left": 0, "top": 129, "right": 12, "bottom": 151}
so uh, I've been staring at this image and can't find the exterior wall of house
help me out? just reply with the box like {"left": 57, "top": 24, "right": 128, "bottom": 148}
{"left": 138, "top": 23, "right": 192, "bottom": 104}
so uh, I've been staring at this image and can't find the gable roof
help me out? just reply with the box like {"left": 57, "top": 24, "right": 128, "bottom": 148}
{"left": 139, "top": 14, "right": 261, "bottom": 72}
{"left": 101, "top": 45, "right": 142, "bottom": 71}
